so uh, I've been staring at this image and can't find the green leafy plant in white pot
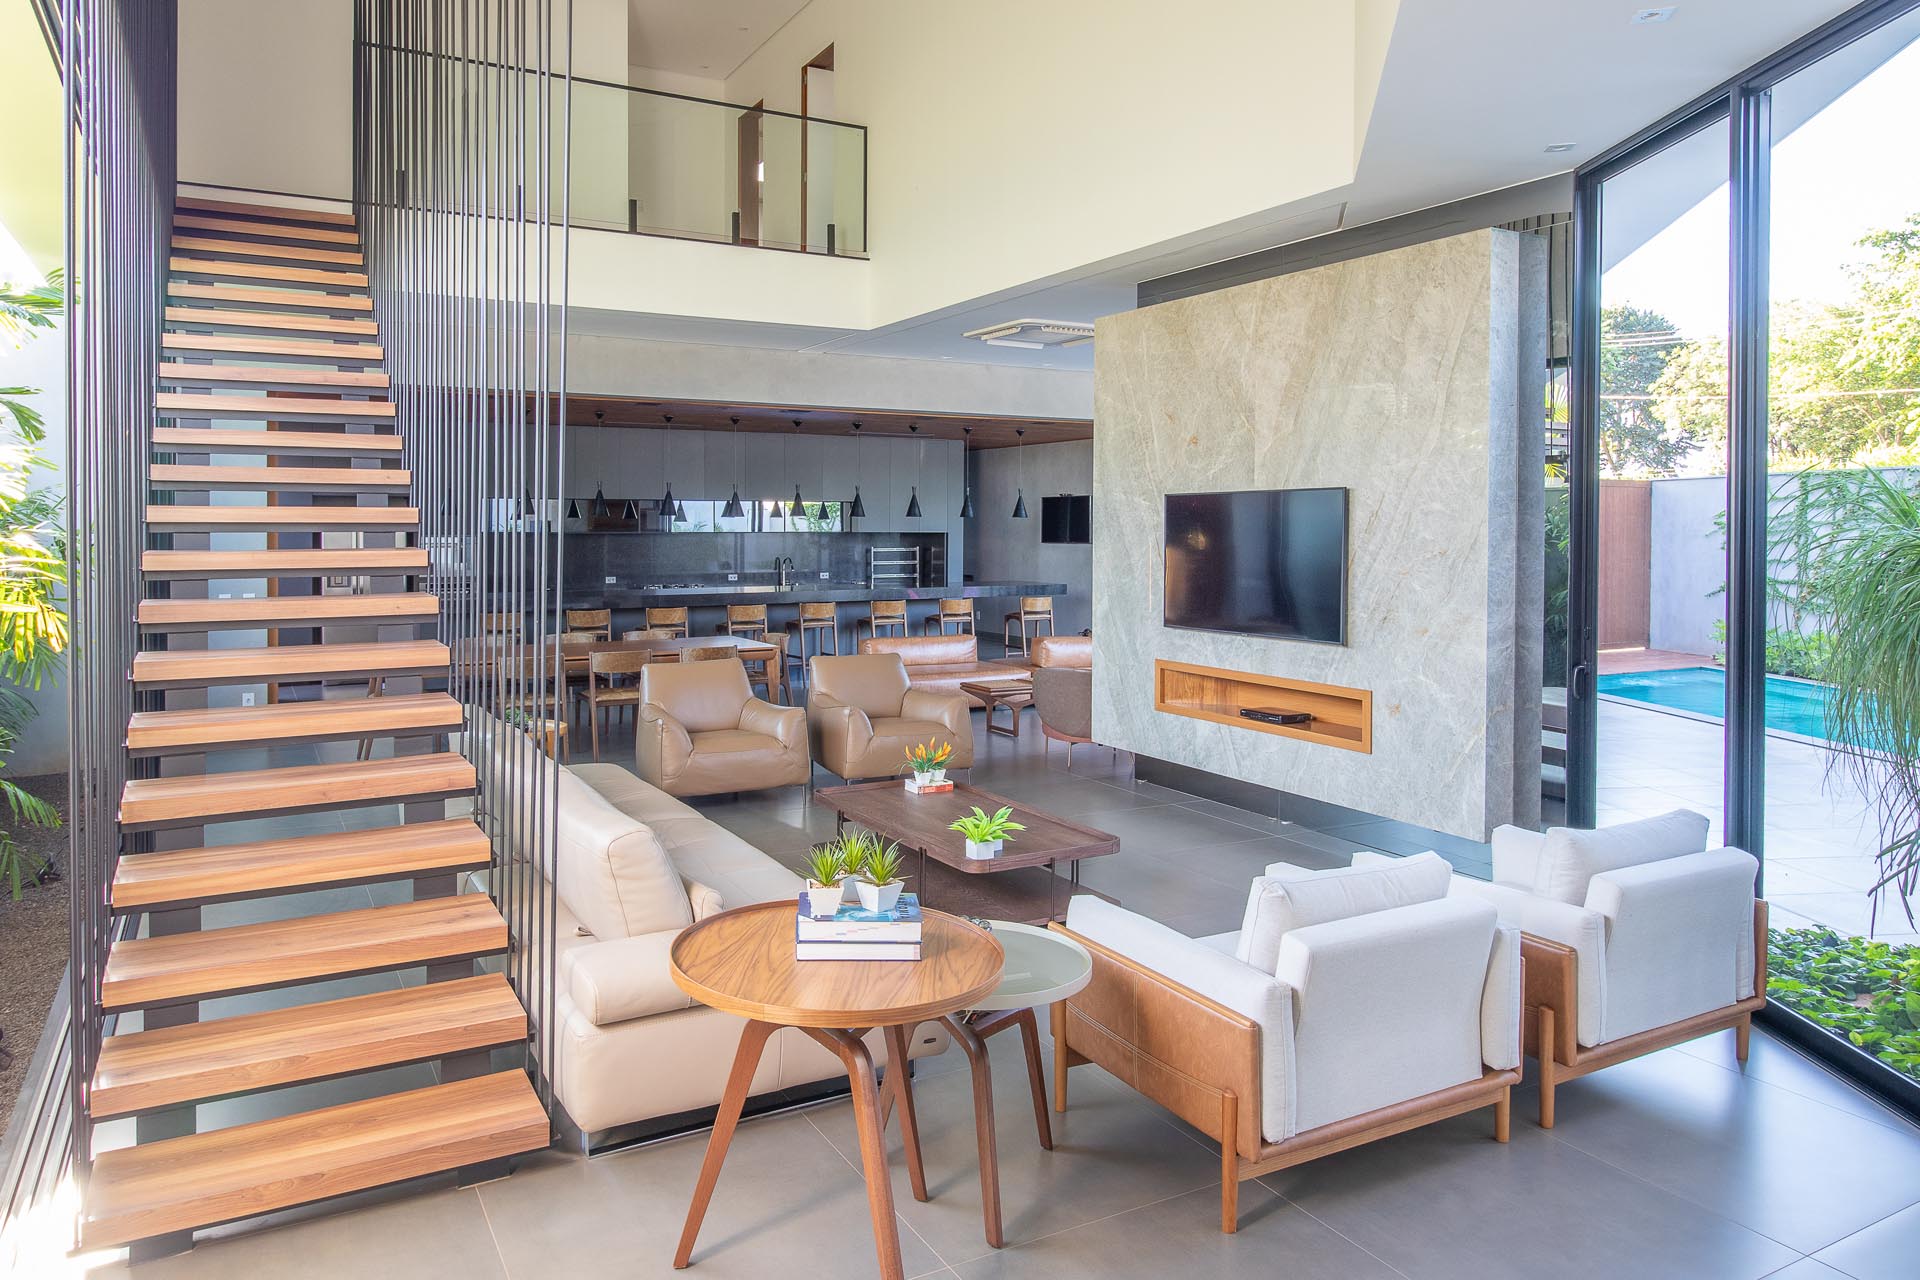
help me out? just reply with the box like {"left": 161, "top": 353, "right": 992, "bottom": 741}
{"left": 801, "top": 843, "right": 850, "bottom": 918}
{"left": 855, "top": 838, "right": 908, "bottom": 913}
{"left": 948, "top": 805, "right": 1025, "bottom": 861}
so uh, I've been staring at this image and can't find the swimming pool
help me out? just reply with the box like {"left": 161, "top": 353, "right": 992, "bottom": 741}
{"left": 1597, "top": 666, "right": 1841, "bottom": 742}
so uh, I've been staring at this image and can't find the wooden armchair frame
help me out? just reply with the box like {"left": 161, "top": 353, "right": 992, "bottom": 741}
{"left": 1524, "top": 900, "right": 1768, "bottom": 1127}
{"left": 1048, "top": 923, "right": 1518, "bottom": 1233}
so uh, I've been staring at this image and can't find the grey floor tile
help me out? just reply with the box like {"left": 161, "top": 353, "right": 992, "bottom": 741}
{"left": 949, "top": 1181, "right": 1403, "bottom": 1279}
{"left": 1674, "top": 1030, "right": 1920, "bottom": 1134}
{"left": 1761, "top": 1260, "right": 1852, "bottom": 1280}
{"left": 804, "top": 1053, "right": 1224, "bottom": 1265}
{"left": 1081, "top": 803, "right": 1294, "bottom": 858}
{"left": 478, "top": 1112, "right": 948, "bottom": 1279}
{"left": 1262, "top": 1115, "right": 1798, "bottom": 1280}
{"left": 1812, "top": 1200, "right": 1920, "bottom": 1280}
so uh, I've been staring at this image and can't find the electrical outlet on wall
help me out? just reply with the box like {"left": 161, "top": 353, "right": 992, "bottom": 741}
{"left": 241, "top": 692, "right": 256, "bottom": 707}
{"left": 819, "top": 571, "right": 829, "bottom": 579}
{"left": 605, "top": 576, "right": 616, "bottom": 584}
{"left": 726, "top": 573, "right": 737, "bottom": 581}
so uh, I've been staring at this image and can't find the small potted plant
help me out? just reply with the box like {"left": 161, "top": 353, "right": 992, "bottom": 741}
{"left": 855, "top": 838, "right": 908, "bottom": 913}
{"left": 948, "top": 805, "right": 1025, "bottom": 861}
{"left": 902, "top": 739, "right": 953, "bottom": 790}
{"left": 801, "top": 843, "right": 849, "bottom": 918}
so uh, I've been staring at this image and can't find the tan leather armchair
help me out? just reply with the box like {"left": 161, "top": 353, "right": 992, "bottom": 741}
{"left": 807, "top": 653, "right": 975, "bottom": 781}
{"left": 636, "top": 658, "right": 810, "bottom": 798}
{"left": 1031, "top": 635, "right": 1093, "bottom": 761}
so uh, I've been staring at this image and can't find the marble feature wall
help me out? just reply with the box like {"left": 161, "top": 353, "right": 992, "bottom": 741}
{"left": 1092, "top": 230, "right": 1544, "bottom": 841}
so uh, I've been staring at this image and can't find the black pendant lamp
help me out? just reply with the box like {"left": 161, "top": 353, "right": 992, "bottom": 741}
{"left": 787, "top": 420, "right": 806, "bottom": 517}
{"left": 904, "top": 423, "right": 923, "bottom": 518}
{"left": 621, "top": 498, "right": 639, "bottom": 521}
{"left": 658, "top": 414, "right": 677, "bottom": 515}
{"left": 721, "top": 416, "right": 746, "bottom": 518}
{"left": 1011, "top": 427, "right": 1030, "bottom": 518}
{"left": 590, "top": 413, "right": 610, "bottom": 517}
{"left": 847, "top": 422, "right": 867, "bottom": 518}
{"left": 566, "top": 497, "right": 582, "bottom": 520}
{"left": 958, "top": 426, "right": 977, "bottom": 518}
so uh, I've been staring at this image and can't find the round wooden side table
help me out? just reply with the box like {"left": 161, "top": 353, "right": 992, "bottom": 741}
{"left": 669, "top": 901, "right": 1005, "bottom": 1280}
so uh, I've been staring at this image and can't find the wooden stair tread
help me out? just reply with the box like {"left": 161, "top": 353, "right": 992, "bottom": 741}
{"left": 173, "top": 214, "right": 362, "bottom": 246}
{"left": 170, "top": 257, "right": 368, "bottom": 289}
{"left": 100, "top": 892, "right": 503, "bottom": 1010}
{"left": 165, "top": 307, "right": 377, "bottom": 337}
{"left": 146, "top": 505, "right": 418, "bottom": 531}
{"left": 130, "top": 639, "right": 449, "bottom": 689}
{"left": 175, "top": 196, "right": 356, "bottom": 227}
{"left": 156, "top": 391, "right": 393, "bottom": 419}
{"left": 142, "top": 547, "right": 428, "bottom": 579}
{"left": 118, "top": 751, "right": 474, "bottom": 832}
{"left": 149, "top": 464, "right": 410, "bottom": 493}
{"left": 153, "top": 427, "right": 402, "bottom": 457}
{"left": 172, "top": 235, "right": 364, "bottom": 267}
{"left": 90, "top": 973, "right": 519, "bottom": 1119}
{"left": 135, "top": 592, "right": 438, "bottom": 633}
{"left": 162, "top": 332, "right": 384, "bottom": 363}
{"left": 157, "top": 361, "right": 386, "bottom": 388}
{"left": 81, "top": 1069, "right": 545, "bottom": 1249}
{"left": 110, "top": 813, "right": 486, "bottom": 910}
{"left": 169, "top": 282, "right": 372, "bottom": 314}
{"left": 126, "top": 691, "right": 462, "bottom": 756}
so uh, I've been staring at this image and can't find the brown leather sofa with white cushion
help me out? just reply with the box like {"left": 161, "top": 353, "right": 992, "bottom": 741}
{"left": 635, "top": 658, "right": 809, "bottom": 798}
{"left": 807, "top": 652, "right": 975, "bottom": 780}
{"left": 857, "top": 633, "right": 1027, "bottom": 706}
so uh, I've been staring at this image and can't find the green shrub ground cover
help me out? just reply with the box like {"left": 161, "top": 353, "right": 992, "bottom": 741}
{"left": 1768, "top": 927, "right": 1920, "bottom": 1081}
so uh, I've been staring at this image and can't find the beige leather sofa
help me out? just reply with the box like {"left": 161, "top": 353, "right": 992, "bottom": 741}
{"left": 468, "top": 714, "right": 947, "bottom": 1148}
{"left": 856, "top": 633, "right": 1027, "bottom": 707}
{"left": 636, "top": 658, "right": 809, "bottom": 797}
{"left": 808, "top": 652, "right": 975, "bottom": 780}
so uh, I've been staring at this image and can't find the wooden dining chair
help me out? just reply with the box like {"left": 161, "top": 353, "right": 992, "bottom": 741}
{"left": 927, "top": 597, "right": 976, "bottom": 636}
{"left": 681, "top": 645, "right": 737, "bottom": 663}
{"left": 744, "top": 632, "right": 790, "bottom": 705}
{"left": 564, "top": 608, "right": 612, "bottom": 641}
{"left": 1002, "top": 595, "right": 1055, "bottom": 656}
{"left": 724, "top": 603, "right": 768, "bottom": 639}
{"left": 645, "top": 606, "right": 690, "bottom": 638}
{"left": 480, "top": 610, "right": 522, "bottom": 638}
{"left": 856, "top": 599, "right": 909, "bottom": 641}
{"left": 576, "top": 648, "right": 651, "bottom": 761}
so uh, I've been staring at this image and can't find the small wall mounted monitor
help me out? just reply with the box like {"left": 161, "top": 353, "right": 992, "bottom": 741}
{"left": 1162, "top": 487, "right": 1348, "bottom": 643}
{"left": 1041, "top": 494, "right": 1091, "bottom": 544}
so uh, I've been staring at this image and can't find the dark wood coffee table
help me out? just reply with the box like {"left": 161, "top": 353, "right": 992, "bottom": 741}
{"left": 813, "top": 781, "right": 1120, "bottom": 924}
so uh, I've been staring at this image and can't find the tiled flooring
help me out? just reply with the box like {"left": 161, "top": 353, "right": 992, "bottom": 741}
{"left": 77, "top": 710, "right": 1920, "bottom": 1279}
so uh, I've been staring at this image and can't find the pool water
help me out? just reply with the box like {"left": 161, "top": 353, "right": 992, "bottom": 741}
{"left": 1597, "top": 666, "right": 1840, "bottom": 742}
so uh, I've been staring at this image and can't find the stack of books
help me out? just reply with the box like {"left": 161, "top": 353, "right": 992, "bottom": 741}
{"left": 904, "top": 776, "right": 954, "bottom": 795}
{"left": 795, "top": 893, "right": 923, "bottom": 961}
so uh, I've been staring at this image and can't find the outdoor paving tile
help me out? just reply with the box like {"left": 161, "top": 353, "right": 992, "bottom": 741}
{"left": 1525, "top": 1042, "right": 1920, "bottom": 1254}
{"left": 1260, "top": 1113, "right": 1798, "bottom": 1280}
{"left": 949, "top": 1181, "right": 1404, "bottom": 1280}
{"left": 1812, "top": 1199, "right": 1920, "bottom": 1280}
{"left": 477, "top": 1110, "right": 948, "bottom": 1279}
{"left": 804, "top": 1051, "right": 1224, "bottom": 1264}
{"left": 1766, "top": 891, "right": 1917, "bottom": 939}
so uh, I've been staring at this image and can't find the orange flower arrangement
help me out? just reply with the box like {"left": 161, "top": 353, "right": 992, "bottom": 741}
{"left": 902, "top": 739, "right": 953, "bottom": 774}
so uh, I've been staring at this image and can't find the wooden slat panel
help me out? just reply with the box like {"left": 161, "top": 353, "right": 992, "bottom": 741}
{"left": 161, "top": 332, "right": 384, "bottom": 363}
{"left": 157, "top": 360, "right": 386, "bottom": 388}
{"left": 146, "top": 505, "right": 418, "bottom": 532}
{"left": 175, "top": 196, "right": 356, "bottom": 226}
{"left": 81, "top": 1071, "right": 547, "bottom": 1248}
{"left": 173, "top": 213, "right": 361, "bottom": 246}
{"left": 141, "top": 547, "right": 428, "bottom": 579}
{"left": 136, "top": 592, "right": 438, "bottom": 633}
{"left": 130, "top": 639, "right": 448, "bottom": 689}
{"left": 110, "top": 818, "right": 488, "bottom": 910}
{"left": 168, "top": 282, "right": 372, "bottom": 314}
{"left": 90, "top": 974, "right": 520, "bottom": 1118}
{"left": 169, "top": 256, "right": 368, "bottom": 289}
{"left": 118, "top": 751, "right": 473, "bottom": 832}
{"left": 152, "top": 427, "right": 401, "bottom": 457}
{"left": 156, "top": 391, "right": 394, "bottom": 419}
{"left": 171, "top": 235, "right": 364, "bottom": 267}
{"left": 164, "top": 307, "right": 377, "bottom": 337}
{"left": 100, "top": 893, "right": 503, "bottom": 1009}
{"left": 126, "top": 692, "right": 462, "bottom": 755}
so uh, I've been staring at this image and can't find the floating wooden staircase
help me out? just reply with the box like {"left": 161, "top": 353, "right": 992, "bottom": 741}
{"left": 81, "top": 196, "right": 545, "bottom": 1257}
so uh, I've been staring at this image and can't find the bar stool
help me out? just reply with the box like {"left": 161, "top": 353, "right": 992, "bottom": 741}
{"left": 746, "top": 632, "right": 790, "bottom": 705}
{"left": 856, "top": 599, "right": 908, "bottom": 641}
{"left": 784, "top": 601, "right": 839, "bottom": 668}
{"left": 564, "top": 608, "right": 612, "bottom": 641}
{"left": 1002, "top": 595, "right": 1055, "bottom": 656}
{"left": 645, "top": 606, "right": 689, "bottom": 638}
{"left": 480, "top": 611, "right": 522, "bottom": 638}
{"left": 927, "top": 597, "right": 976, "bottom": 636}
{"left": 723, "top": 603, "right": 768, "bottom": 640}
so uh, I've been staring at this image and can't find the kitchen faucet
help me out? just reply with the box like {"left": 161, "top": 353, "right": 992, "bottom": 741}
{"left": 776, "top": 556, "right": 795, "bottom": 590}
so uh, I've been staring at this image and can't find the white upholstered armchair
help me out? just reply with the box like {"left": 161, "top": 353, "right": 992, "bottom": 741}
{"left": 1450, "top": 809, "right": 1765, "bottom": 1126}
{"left": 1052, "top": 852, "right": 1522, "bottom": 1232}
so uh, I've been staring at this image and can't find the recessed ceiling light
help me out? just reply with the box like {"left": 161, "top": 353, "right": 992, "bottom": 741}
{"left": 1544, "top": 143, "right": 1577, "bottom": 153}
{"left": 1632, "top": 6, "right": 1677, "bottom": 23}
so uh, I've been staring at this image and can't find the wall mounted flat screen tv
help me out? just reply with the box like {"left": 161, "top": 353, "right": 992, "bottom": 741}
{"left": 1040, "top": 494, "right": 1091, "bottom": 544}
{"left": 1163, "top": 487, "right": 1348, "bottom": 644}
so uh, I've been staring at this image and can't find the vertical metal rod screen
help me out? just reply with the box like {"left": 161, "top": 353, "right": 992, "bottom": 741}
{"left": 354, "top": 0, "right": 571, "bottom": 1113}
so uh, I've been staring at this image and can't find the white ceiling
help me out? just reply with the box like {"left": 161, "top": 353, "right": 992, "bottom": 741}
{"left": 614, "top": 0, "right": 1868, "bottom": 372}
{"left": 627, "top": 0, "right": 809, "bottom": 79}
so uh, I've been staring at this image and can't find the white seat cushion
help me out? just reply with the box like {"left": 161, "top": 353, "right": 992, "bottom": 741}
{"left": 1532, "top": 809, "right": 1710, "bottom": 906}
{"left": 1235, "top": 852, "right": 1453, "bottom": 974}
